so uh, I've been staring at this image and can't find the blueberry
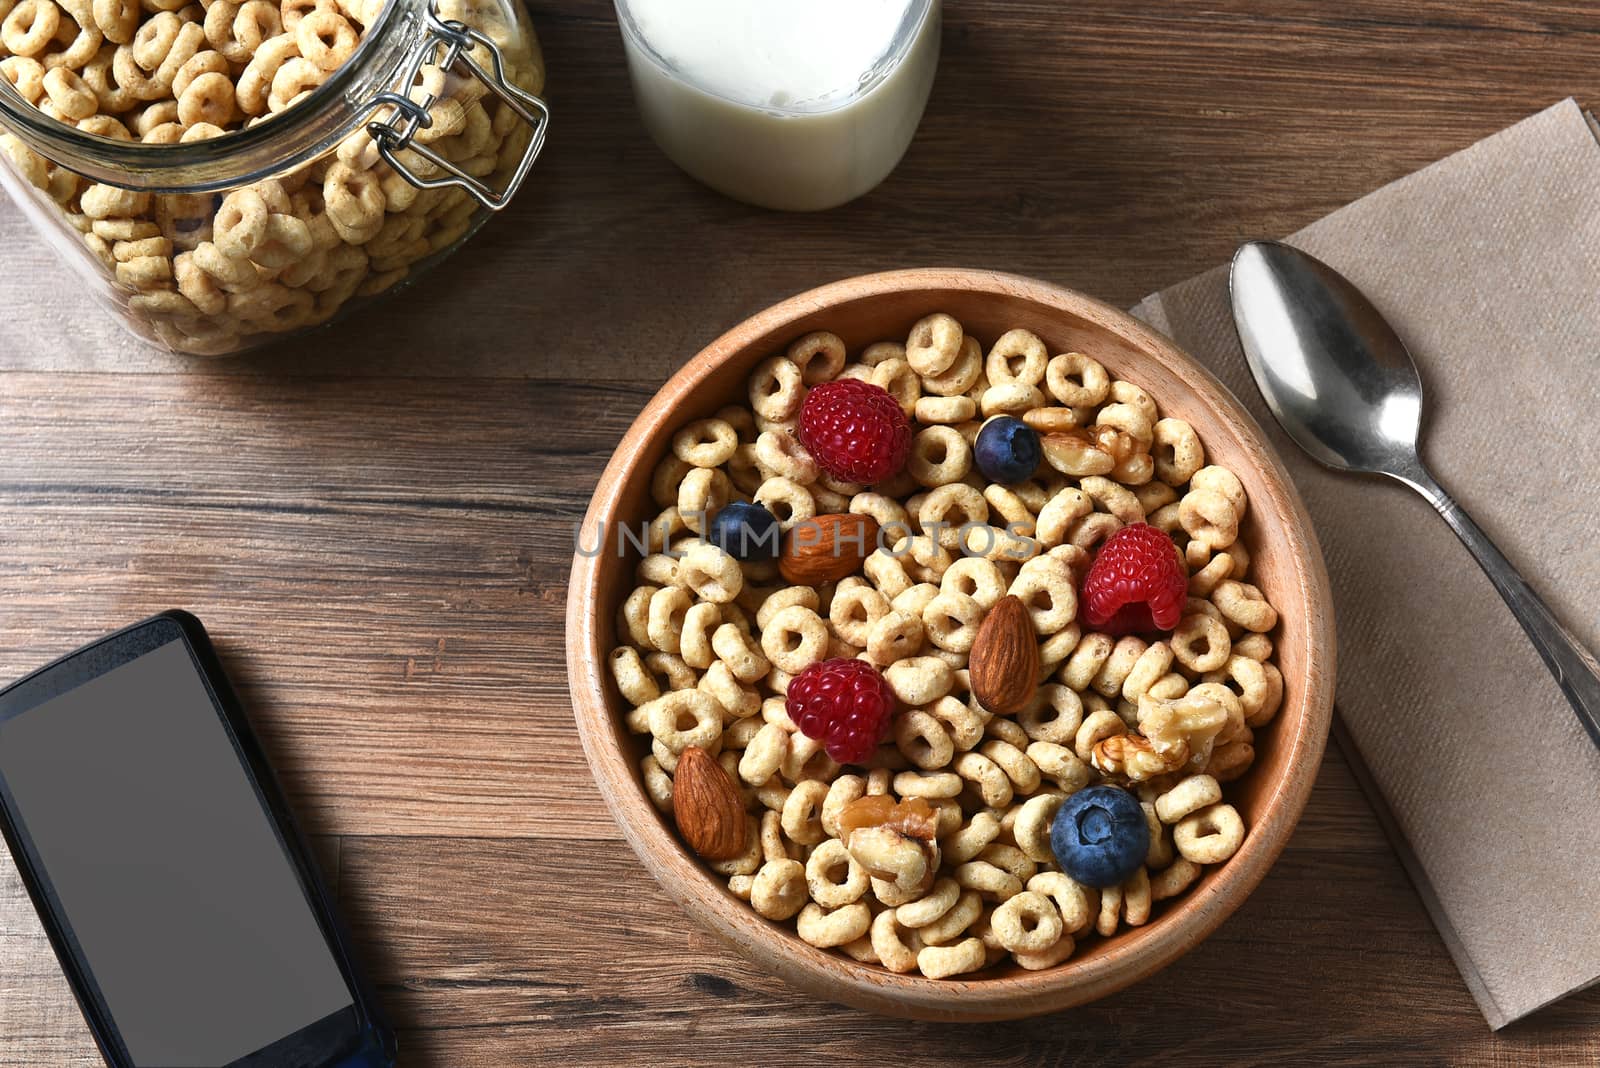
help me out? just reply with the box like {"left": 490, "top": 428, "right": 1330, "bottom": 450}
{"left": 1049, "top": 785, "right": 1150, "bottom": 888}
{"left": 973, "top": 416, "right": 1041, "bottom": 484}
{"left": 706, "top": 501, "right": 781, "bottom": 561}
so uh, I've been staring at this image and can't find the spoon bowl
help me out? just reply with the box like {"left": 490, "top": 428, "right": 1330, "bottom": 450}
{"left": 1229, "top": 240, "right": 1426, "bottom": 479}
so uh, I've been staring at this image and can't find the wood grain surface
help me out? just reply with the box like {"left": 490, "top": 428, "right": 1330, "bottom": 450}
{"left": 3, "top": 0, "right": 1599, "bottom": 1063}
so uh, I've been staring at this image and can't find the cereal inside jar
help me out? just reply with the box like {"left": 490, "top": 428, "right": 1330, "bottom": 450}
{"left": 0, "top": 0, "right": 549, "bottom": 354}
{"left": 613, "top": 316, "right": 1284, "bottom": 979}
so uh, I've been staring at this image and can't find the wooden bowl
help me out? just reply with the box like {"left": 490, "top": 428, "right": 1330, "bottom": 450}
{"left": 567, "top": 268, "right": 1335, "bottom": 1021}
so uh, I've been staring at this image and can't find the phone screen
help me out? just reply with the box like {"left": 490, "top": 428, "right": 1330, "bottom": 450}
{"left": 0, "top": 637, "right": 354, "bottom": 1068}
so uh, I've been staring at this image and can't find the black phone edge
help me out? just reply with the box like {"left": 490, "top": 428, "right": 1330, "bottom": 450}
{"left": 0, "top": 611, "right": 399, "bottom": 1068}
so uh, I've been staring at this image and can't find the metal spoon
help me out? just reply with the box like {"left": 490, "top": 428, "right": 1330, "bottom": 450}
{"left": 1229, "top": 239, "right": 1600, "bottom": 748}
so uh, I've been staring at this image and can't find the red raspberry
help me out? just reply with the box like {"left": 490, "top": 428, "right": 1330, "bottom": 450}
{"left": 796, "top": 379, "right": 912, "bottom": 484}
{"left": 786, "top": 658, "right": 896, "bottom": 765}
{"left": 1081, "top": 523, "right": 1187, "bottom": 635}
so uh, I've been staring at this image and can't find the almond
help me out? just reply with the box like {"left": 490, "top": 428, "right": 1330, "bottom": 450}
{"left": 779, "top": 512, "right": 880, "bottom": 586}
{"left": 672, "top": 745, "right": 748, "bottom": 861}
{"left": 968, "top": 594, "right": 1039, "bottom": 715}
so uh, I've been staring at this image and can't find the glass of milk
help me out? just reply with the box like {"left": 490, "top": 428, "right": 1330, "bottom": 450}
{"left": 614, "top": 0, "right": 941, "bottom": 212}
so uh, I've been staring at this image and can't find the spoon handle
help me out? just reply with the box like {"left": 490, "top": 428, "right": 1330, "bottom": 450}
{"left": 1407, "top": 473, "right": 1600, "bottom": 749}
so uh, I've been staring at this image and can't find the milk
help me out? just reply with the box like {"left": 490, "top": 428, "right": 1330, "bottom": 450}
{"left": 616, "top": 0, "right": 940, "bottom": 211}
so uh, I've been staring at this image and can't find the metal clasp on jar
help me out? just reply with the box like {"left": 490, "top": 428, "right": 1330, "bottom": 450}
{"left": 362, "top": 1, "right": 549, "bottom": 211}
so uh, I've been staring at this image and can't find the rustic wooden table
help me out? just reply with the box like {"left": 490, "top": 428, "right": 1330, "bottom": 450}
{"left": 3, "top": 1, "right": 1598, "bottom": 1063}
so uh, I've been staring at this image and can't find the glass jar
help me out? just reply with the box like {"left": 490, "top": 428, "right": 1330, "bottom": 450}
{"left": 0, "top": 0, "right": 548, "bottom": 354}
{"left": 614, "top": 0, "right": 938, "bottom": 212}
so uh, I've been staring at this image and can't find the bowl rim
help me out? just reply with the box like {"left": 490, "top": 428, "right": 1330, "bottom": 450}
{"left": 566, "top": 267, "right": 1336, "bottom": 1020}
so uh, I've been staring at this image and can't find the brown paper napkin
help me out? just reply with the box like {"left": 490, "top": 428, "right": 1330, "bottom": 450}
{"left": 1131, "top": 98, "right": 1600, "bottom": 1029}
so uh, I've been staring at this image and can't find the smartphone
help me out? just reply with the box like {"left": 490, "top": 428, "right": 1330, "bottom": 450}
{"left": 0, "top": 611, "right": 396, "bottom": 1068}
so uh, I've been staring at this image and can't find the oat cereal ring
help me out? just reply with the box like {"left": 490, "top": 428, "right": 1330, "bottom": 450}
{"left": 883, "top": 656, "right": 953, "bottom": 707}
{"left": 1097, "top": 867, "right": 1152, "bottom": 935}
{"left": 1034, "top": 486, "right": 1093, "bottom": 547}
{"left": 1150, "top": 417, "right": 1203, "bottom": 487}
{"left": 752, "top": 476, "right": 814, "bottom": 532}
{"left": 979, "top": 383, "right": 1045, "bottom": 419}
{"left": 753, "top": 427, "right": 818, "bottom": 484}
{"left": 975, "top": 329, "right": 1045, "bottom": 388}
{"left": 1007, "top": 559, "right": 1076, "bottom": 634}
{"left": 673, "top": 467, "right": 728, "bottom": 534}
{"left": 1207, "top": 739, "right": 1255, "bottom": 782}
{"left": 748, "top": 356, "right": 805, "bottom": 421}
{"left": 953, "top": 859, "right": 1021, "bottom": 902}
{"left": 1012, "top": 793, "right": 1064, "bottom": 863}
{"left": 893, "top": 709, "right": 954, "bottom": 770}
{"left": 905, "top": 312, "right": 963, "bottom": 376}
{"left": 0, "top": 55, "right": 46, "bottom": 102}
{"left": 1014, "top": 687, "right": 1080, "bottom": 748}
{"left": 890, "top": 582, "right": 938, "bottom": 619}
{"left": 848, "top": 492, "right": 908, "bottom": 536}
{"left": 644, "top": 689, "right": 722, "bottom": 757}
{"left": 1186, "top": 551, "right": 1234, "bottom": 598}
{"left": 1149, "top": 857, "right": 1203, "bottom": 901}
{"left": 1090, "top": 635, "right": 1147, "bottom": 699}
{"left": 670, "top": 601, "right": 718, "bottom": 670}
{"left": 940, "top": 811, "right": 999, "bottom": 866}
{"left": 1179, "top": 488, "right": 1239, "bottom": 551}
{"left": 41, "top": 66, "right": 96, "bottom": 118}
{"left": 90, "top": 0, "right": 135, "bottom": 42}
{"left": 818, "top": 775, "right": 866, "bottom": 839}
{"left": 699, "top": 665, "right": 754, "bottom": 725}
{"left": 985, "top": 717, "right": 1029, "bottom": 752}
{"left": 869, "top": 908, "right": 922, "bottom": 974}
{"left": 1045, "top": 351, "right": 1110, "bottom": 407}
{"left": 1058, "top": 630, "right": 1110, "bottom": 691}
{"left": 645, "top": 585, "right": 690, "bottom": 653}
{"left": 1212, "top": 580, "right": 1278, "bottom": 634}
{"left": 753, "top": 586, "right": 816, "bottom": 631}
{"left": 990, "top": 890, "right": 1063, "bottom": 953}
{"left": 1120, "top": 641, "right": 1174, "bottom": 702}
{"left": 918, "top": 483, "right": 987, "bottom": 551}
{"left": 676, "top": 543, "right": 742, "bottom": 604}
{"left": 1066, "top": 511, "right": 1122, "bottom": 551}
{"left": 639, "top": 754, "right": 673, "bottom": 812}
{"left": 979, "top": 739, "right": 1041, "bottom": 794}
{"left": 921, "top": 590, "right": 983, "bottom": 654}
{"left": 804, "top": 838, "right": 869, "bottom": 908}
{"left": 907, "top": 425, "right": 971, "bottom": 488}
{"left": 738, "top": 722, "right": 787, "bottom": 785}
{"left": 761, "top": 603, "right": 829, "bottom": 674}
{"left": 1171, "top": 612, "right": 1230, "bottom": 674}
{"left": 913, "top": 395, "right": 975, "bottom": 425}
{"left": 1233, "top": 632, "right": 1273, "bottom": 662}
{"left": 921, "top": 333, "right": 983, "bottom": 397}
{"left": 914, "top": 936, "right": 983, "bottom": 979}
{"left": 780, "top": 780, "right": 829, "bottom": 846}
{"left": 981, "top": 485, "right": 1034, "bottom": 535}
{"left": 857, "top": 607, "right": 921, "bottom": 668}
{"left": 1073, "top": 708, "right": 1126, "bottom": 763}
{"left": 887, "top": 876, "right": 956, "bottom": 930}
{"left": 939, "top": 556, "right": 1005, "bottom": 611}
{"left": 292, "top": 6, "right": 355, "bottom": 69}
{"left": 767, "top": 329, "right": 846, "bottom": 386}
{"left": 710, "top": 623, "right": 768, "bottom": 684}
{"left": 1012, "top": 932, "right": 1075, "bottom": 971}
{"left": 3, "top": 0, "right": 61, "bottom": 57}
{"left": 951, "top": 750, "right": 1012, "bottom": 809}
{"left": 1074, "top": 475, "right": 1141, "bottom": 527}
{"left": 1204, "top": 654, "right": 1276, "bottom": 726}
{"left": 828, "top": 582, "right": 889, "bottom": 646}
{"left": 607, "top": 645, "right": 659, "bottom": 707}
{"left": 1155, "top": 774, "right": 1222, "bottom": 824}
{"left": 892, "top": 770, "right": 963, "bottom": 799}
{"left": 748, "top": 859, "right": 807, "bottom": 920}
{"left": 868, "top": 357, "right": 921, "bottom": 417}
{"left": 322, "top": 158, "right": 386, "bottom": 239}
{"left": 1191, "top": 465, "right": 1247, "bottom": 518}
{"left": 913, "top": 887, "right": 982, "bottom": 946}
{"left": 1174, "top": 802, "right": 1245, "bottom": 864}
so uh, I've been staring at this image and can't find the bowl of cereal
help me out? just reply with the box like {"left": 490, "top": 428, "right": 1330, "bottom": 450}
{"left": 567, "top": 267, "right": 1335, "bottom": 1020}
